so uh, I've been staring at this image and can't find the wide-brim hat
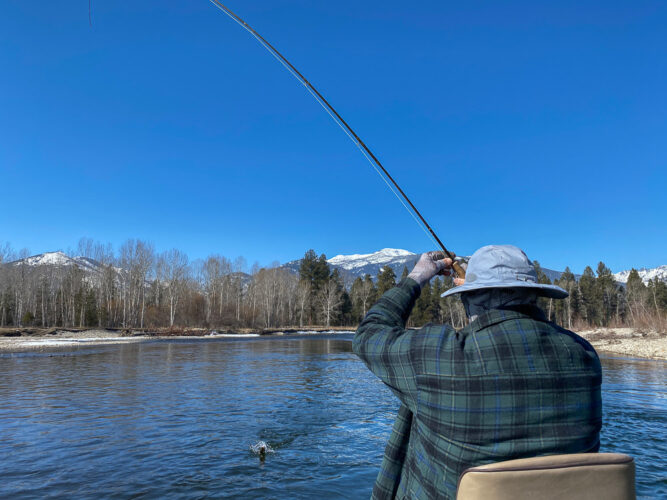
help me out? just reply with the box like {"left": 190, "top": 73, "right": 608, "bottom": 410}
{"left": 441, "top": 245, "right": 568, "bottom": 299}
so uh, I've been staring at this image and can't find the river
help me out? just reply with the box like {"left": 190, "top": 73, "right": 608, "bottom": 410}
{"left": 0, "top": 334, "right": 664, "bottom": 498}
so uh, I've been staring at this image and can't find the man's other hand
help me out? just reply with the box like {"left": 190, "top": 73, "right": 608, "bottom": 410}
{"left": 453, "top": 258, "right": 467, "bottom": 287}
{"left": 407, "top": 251, "right": 453, "bottom": 288}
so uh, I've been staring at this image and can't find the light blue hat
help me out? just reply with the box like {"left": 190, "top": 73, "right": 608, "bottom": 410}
{"left": 441, "top": 245, "right": 568, "bottom": 299}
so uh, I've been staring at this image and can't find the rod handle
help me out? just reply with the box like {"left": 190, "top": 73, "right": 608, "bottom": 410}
{"left": 451, "top": 261, "right": 466, "bottom": 280}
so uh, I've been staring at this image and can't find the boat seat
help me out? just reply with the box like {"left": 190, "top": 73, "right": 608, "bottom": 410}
{"left": 456, "top": 453, "right": 635, "bottom": 500}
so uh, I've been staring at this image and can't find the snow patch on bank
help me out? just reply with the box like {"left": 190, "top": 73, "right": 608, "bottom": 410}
{"left": 293, "top": 330, "right": 355, "bottom": 335}
{"left": 0, "top": 336, "right": 151, "bottom": 349}
{"left": 208, "top": 333, "right": 260, "bottom": 338}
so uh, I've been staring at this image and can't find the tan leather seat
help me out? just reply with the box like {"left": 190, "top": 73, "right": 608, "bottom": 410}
{"left": 456, "top": 453, "right": 635, "bottom": 500}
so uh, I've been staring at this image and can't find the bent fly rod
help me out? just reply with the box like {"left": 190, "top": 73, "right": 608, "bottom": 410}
{"left": 208, "top": 1, "right": 466, "bottom": 279}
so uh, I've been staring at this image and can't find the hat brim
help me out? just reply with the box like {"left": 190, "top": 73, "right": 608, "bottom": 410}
{"left": 440, "top": 280, "right": 568, "bottom": 299}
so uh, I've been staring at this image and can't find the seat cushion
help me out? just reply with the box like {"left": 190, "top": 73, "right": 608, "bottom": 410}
{"left": 456, "top": 453, "right": 635, "bottom": 500}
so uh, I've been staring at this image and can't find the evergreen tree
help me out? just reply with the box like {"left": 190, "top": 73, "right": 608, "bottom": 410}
{"left": 298, "top": 249, "right": 318, "bottom": 284}
{"left": 625, "top": 269, "right": 646, "bottom": 325}
{"left": 578, "top": 266, "right": 598, "bottom": 326}
{"left": 315, "top": 254, "right": 331, "bottom": 286}
{"left": 298, "top": 249, "right": 331, "bottom": 323}
{"left": 376, "top": 266, "right": 396, "bottom": 296}
{"left": 299, "top": 250, "right": 330, "bottom": 291}
{"left": 413, "top": 281, "right": 432, "bottom": 326}
{"left": 365, "top": 274, "right": 378, "bottom": 304}
{"left": 533, "top": 260, "right": 554, "bottom": 319}
{"left": 350, "top": 277, "right": 365, "bottom": 322}
{"left": 647, "top": 278, "right": 667, "bottom": 319}
{"left": 557, "top": 267, "right": 578, "bottom": 329}
{"left": 431, "top": 278, "right": 444, "bottom": 323}
{"left": 21, "top": 311, "right": 34, "bottom": 326}
{"left": 331, "top": 268, "right": 343, "bottom": 288}
{"left": 533, "top": 260, "right": 549, "bottom": 283}
{"left": 596, "top": 261, "right": 617, "bottom": 326}
{"left": 560, "top": 267, "right": 575, "bottom": 282}
{"left": 626, "top": 269, "right": 645, "bottom": 295}
{"left": 569, "top": 283, "right": 582, "bottom": 326}
{"left": 339, "top": 290, "right": 353, "bottom": 326}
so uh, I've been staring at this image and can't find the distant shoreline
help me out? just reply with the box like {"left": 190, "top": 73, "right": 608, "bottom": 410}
{"left": 1, "top": 326, "right": 664, "bottom": 360}
{"left": 0, "top": 326, "right": 356, "bottom": 353}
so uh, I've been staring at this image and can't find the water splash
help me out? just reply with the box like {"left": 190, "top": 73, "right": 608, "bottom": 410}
{"left": 250, "top": 441, "right": 274, "bottom": 458}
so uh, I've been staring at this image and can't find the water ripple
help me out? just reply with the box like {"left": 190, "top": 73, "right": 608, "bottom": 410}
{"left": 0, "top": 337, "right": 664, "bottom": 498}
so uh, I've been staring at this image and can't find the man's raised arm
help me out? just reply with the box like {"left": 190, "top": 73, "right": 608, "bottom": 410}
{"left": 352, "top": 252, "right": 453, "bottom": 409}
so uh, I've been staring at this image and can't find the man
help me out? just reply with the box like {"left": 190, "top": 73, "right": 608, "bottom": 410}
{"left": 354, "top": 245, "right": 601, "bottom": 500}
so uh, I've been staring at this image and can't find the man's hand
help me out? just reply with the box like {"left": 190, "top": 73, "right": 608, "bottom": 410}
{"left": 407, "top": 251, "right": 453, "bottom": 288}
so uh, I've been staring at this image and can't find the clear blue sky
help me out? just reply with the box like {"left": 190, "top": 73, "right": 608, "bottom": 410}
{"left": 1, "top": 1, "right": 665, "bottom": 273}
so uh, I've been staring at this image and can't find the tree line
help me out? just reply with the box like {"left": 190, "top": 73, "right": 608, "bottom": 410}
{"left": 0, "top": 239, "right": 665, "bottom": 332}
{"left": 379, "top": 261, "right": 666, "bottom": 332}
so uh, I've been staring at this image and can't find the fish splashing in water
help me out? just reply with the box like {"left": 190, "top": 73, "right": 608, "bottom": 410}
{"left": 250, "top": 441, "right": 274, "bottom": 460}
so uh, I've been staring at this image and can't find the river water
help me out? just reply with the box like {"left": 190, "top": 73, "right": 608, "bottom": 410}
{"left": 0, "top": 335, "right": 664, "bottom": 499}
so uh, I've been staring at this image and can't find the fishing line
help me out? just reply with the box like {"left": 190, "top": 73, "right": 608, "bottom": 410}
{"left": 208, "top": 0, "right": 466, "bottom": 278}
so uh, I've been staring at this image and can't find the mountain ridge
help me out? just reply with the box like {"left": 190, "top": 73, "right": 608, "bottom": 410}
{"left": 284, "top": 248, "right": 666, "bottom": 287}
{"left": 6, "top": 250, "right": 666, "bottom": 288}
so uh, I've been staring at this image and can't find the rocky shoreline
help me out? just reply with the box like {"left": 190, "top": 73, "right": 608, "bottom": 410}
{"left": 1, "top": 326, "right": 664, "bottom": 360}
{"left": 577, "top": 328, "right": 666, "bottom": 360}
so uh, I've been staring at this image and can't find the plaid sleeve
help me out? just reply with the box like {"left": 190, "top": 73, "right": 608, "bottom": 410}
{"left": 353, "top": 278, "right": 421, "bottom": 411}
{"left": 372, "top": 403, "right": 413, "bottom": 500}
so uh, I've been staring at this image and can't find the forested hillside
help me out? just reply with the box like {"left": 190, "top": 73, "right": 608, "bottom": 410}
{"left": 0, "top": 240, "right": 665, "bottom": 332}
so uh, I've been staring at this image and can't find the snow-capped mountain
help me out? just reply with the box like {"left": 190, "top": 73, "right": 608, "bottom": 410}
{"left": 327, "top": 248, "right": 420, "bottom": 286}
{"left": 4, "top": 251, "right": 253, "bottom": 287}
{"left": 328, "top": 248, "right": 415, "bottom": 269}
{"left": 10, "top": 251, "right": 105, "bottom": 274}
{"left": 328, "top": 248, "right": 418, "bottom": 271}
{"left": 613, "top": 265, "right": 667, "bottom": 285}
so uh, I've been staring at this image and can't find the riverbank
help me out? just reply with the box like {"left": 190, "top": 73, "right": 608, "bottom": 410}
{"left": 577, "top": 328, "right": 666, "bottom": 360}
{"left": 0, "top": 326, "right": 356, "bottom": 352}
{"left": 1, "top": 326, "right": 664, "bottom": 360}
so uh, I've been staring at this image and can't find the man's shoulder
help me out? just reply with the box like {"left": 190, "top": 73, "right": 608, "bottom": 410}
{"left": 409, "top": 323, "right": 462, "bottom": 357}
{"left": 541, "top": 321, "right": 600, "bottom": 359}
{"left": 471, "top": 310, "right": 601, "bottom": 374}
{"left": 411, "top": 323, "right": 458, "bottom": 346}
{"left": 409, "top": 322, "right": 487, "bottom": 375}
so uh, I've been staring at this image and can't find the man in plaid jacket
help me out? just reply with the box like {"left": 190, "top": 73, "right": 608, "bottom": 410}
{"left": 353, "top": 245, "right": 602, "bottom": 499}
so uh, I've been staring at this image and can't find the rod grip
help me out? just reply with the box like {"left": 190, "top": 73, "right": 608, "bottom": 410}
{"left": 451, "top": 261, "right": 466, "bottom": 279}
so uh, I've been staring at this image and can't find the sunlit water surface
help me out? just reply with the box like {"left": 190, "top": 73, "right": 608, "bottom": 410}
{"left": 0, "top": 335, "right": 664, "bottom": 499}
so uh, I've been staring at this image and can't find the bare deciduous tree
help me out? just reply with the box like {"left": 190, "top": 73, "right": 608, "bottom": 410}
{"left": 318, "top": 279, "right": 342, "bottom": 327}
{"left": 159, "top": 249, "right": 189, "bottom": 328}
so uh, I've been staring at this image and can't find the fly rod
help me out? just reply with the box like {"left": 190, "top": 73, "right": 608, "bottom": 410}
{"left": 208, "top": 0, "right": 465, "bottom": 279}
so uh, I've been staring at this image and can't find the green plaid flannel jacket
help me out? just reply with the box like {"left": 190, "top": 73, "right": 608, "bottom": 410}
{"left": 353, "top": 278, "right": 602, "bottom": 500}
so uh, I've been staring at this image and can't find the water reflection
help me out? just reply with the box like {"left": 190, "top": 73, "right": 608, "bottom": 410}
{"left": 0, "top": 337, "right": 664, "bottom": 499}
